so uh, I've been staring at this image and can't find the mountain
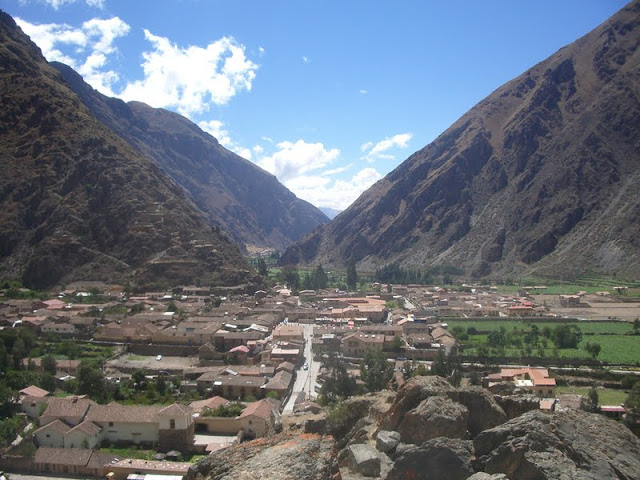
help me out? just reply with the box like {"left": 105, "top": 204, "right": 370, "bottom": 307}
{"left": 0, "top": 10, "right": 261, "bottom": 291}
{"left": 319, "top": 207, "right": 342, "bottom": 220}
{"left": 281, "top": 1, "right": 640, "bottom": 280}
{"left": 49, "top": 63, "right": 329, "bottom": 251}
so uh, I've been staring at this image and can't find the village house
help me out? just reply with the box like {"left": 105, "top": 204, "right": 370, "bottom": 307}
{"left": 263, "top": 370, "right": 293, "bottom": 399}
{"left": 272, "top": 324, "right": 305, "bottom": 343}
{"left": 33, "top": 447, "right": 120, "bottom": 477}
{"left": 341, "top": 333, "right": 385, "bottom": 357}
{"left": 237, "top": 398, "right": 281, "bottom": 439}
{"left": 485, "top": 367, "right": 556, "bottom": 397}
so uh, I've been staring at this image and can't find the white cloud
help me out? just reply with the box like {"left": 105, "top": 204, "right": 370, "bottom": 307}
{"left": 119, "top": 31, "right": 257, "bottom": 117}
{"left": 256, "top": 140, "right": 339, "bottom": 183}
{"left": 252, "top": 145, "right": 264, "bottom": 155}
{"left": 361, "top": 132, "right": 412, "bottom": 162}
{"left": 359, "top": 89, "right": 368, "bottom": 94}
{"left": 18, "top": 17, "right": 257, "bottom": 119}
{"left": 21, "top": 0, "right": 105, "bottom": 9}
{"left": 198, "top": 119, "right": 252, "bottom": 159}
{"left": 322, "top": 165, "right": 351, "bottom": 176}
{"left": 16, "top": 16, "right": 129, "bottom": 96}
{"left": 289, "top": 167, "right": 382, "bottom": 210}
{"left": 252, "top": 140, "right": 380, "bottom": 210}
{"left": 302, "top": 55, "right": 310, "bottom": 64}
{"left": 258, "top": 46, "right": 265, "bottom": 56}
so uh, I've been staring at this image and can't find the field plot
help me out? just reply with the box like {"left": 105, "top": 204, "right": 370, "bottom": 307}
{"left": 448, "top": 319, "right": 640, "bottom": 365}
{"left": 556, "top": 386, "right": 628, "bottom": 405}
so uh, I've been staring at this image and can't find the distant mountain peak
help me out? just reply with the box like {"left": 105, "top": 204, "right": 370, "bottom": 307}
{"left": 281, "top": 1, "right": 640, "bottom": 280}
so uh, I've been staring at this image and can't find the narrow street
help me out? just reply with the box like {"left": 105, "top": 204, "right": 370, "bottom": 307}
{"left": 282, "top": 323, "right": 319, "bottom": 414}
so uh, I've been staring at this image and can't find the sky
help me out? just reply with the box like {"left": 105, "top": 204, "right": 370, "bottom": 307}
{"left": 3, "top": 0, "right": 629, "bottom": 211}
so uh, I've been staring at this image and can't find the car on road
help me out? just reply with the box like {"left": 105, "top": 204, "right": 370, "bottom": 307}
{"left": 156, "top": 354, "right": 162, "bottom": 361}
{"left": 303, "top": 362, "right": 309, "bottom": 370}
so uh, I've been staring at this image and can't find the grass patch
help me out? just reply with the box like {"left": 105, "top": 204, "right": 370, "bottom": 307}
{"left": 556, "top": 386, "right": 628, "bottom": 405}
{"left": 125, "top": 355, "right": 147, "bottom": 361}
{"left": 450, "top": 319, "right": 640, "bottom": 365}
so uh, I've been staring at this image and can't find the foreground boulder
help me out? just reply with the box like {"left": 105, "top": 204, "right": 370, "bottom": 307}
{"left": 382, "top": 376, "right": 506, "bottom": 439}
{"left": 397, "top": 395, "right": 468, "bottom": 443}
{"left": 473, "top": 409, "right": 640, "bottom": 479}
{"left": 345, "top": 444, "right": 381, "bottom": 477}
{"left": 187, "top": 433, "right": 337, "bottom": 480}
{"left": 386, "top": 437, "right": 474, "bottom": 480}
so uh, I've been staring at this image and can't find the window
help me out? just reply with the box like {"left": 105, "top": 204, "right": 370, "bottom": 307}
{"left": 46, "top": 434, "right": 50, "bottom": 438}
{"left": 170, "top": 419, "right": 176, "bottom": 429}
{"left": 248, "top": 420, "right": 252, "bottom": 425}
{"left": 109, "top": 422, "right": 114, "bottom": 427}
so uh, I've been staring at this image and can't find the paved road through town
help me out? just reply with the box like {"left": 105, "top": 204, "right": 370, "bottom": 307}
{"left": 282, "top": 323, "right": 319, "bottom": 414}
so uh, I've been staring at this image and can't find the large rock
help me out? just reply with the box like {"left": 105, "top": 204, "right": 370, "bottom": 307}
{"left": 466, "top": 474, "right": 508, "bottom": 480}
{"left": 346, "top": 444, "right": 381, "bottom": 477}
{"left": 187, "top": 433, "right": 337, "bottom": 480}
{"left": 382, "top": 376, "right": 506, "bottom": 440}
{"left": 473, "top": 409, "right": 640, "bottom": 479}
{"left": 386, "top": 437, "right": 475, "bottom": 480}
{"left": 397, "top": 395, "right": 468, "bottom": 443}
{"left": 376, "top": 430, "right": 401, "bottom": 453}
{"left": 451, "top": 388, "right": 506, "bottom": 437}
{"left": 494, "top": 394, "right": 541, "bottom": 420}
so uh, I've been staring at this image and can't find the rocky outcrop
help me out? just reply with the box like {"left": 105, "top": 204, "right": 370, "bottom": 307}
{"left": 494, "top": 394, "right": 541, "bottom": 420}
{"left": 473, "top": 409, "right": 640, "bottom": 479}
{"left": 382, "top": 376, "right": 506, "bottom": 438}
{"left": 187, "top": 433, "right": 337, "bottom": 480}
{"left": 375, "top": 430, "right": 401, "bottom": 454}
{"left": 344, "top": 444, "right": 381, "bottom": 477}
{"left": 387, "top": 437, "right": 475, "bottom": 480}
{"left": 397, "top": 395, "right": 468, "bottom": 443}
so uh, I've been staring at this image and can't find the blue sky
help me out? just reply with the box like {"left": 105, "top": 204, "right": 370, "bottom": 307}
{"left": 4, "top": 0, "right": 628, "bottom": 210}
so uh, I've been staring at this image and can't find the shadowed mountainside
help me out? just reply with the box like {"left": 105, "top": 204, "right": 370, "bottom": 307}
{"left": 50, "top": 62, "right": 329, "bottom": 251}
{"left": 281, "top": 1, "right": 640, "bottom": 280}
{"left": 0, "top": 10, "right": 261, "bottom": 291}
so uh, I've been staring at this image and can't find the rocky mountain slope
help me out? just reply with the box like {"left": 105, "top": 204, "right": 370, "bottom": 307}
{"left": 50, "top": 63, "right": 328, "bottom": 251}
{"left": 188, "top": 376, "right": 640, "bottom": 480}
{"left": 0, "top": 11, "right": 261, "bottom": 290}
{"left": 282, "top": 1, "right": 640, "bottom": 280}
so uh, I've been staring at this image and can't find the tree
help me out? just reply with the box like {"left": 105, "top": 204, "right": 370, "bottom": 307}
{"left": 257, "top": 258, "right": 268, "bottom": 277}
{"left": 42, "top": 354, "right": 57, "bottom": 376}
{"left": 360, "top": 349, "right": 394, "bottom": 392}
{"left": 391, "top": 335, "right": 404, "bottom": 353}
{"left": 487, "top": 329, "right": 506, "bottom": 349}
{"left": 346, "top": 260, "right": 358, "bottom": 291}
{"left": 11, "top": 338, "right": 26, "bottom": 369}
{"left": 587, "top": 386, "right": 600, "bottom": 413}
{"left": 624, "top": 382, "right": 640, "bottom": 436}
{"left": 279, "top": 265, "right": 300, "bottom": 291}
{"left": 320, "top": 349, "right": 357, "bottom": 404}
{"left": 584, "top": 342, "right": 601, "bottom": 359}
{"left": 552, "top": 325, "right": 582, "bottom": 349}
{"left": 633, "top": 318, "right": 640, "bottom": 335}
{"left": 314, "top": 264, "right": 329, "bottom": 289}
{"left": 76, "top": 362, "right": 108, "bottom": 403}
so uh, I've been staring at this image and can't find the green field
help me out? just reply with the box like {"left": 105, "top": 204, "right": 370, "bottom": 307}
{"left": 447, "top": 319, "right": 635, "bottom": 335}
{"left": 555, "top": 386, "right": 628, "bottom": 405}
{"left": 448, "top": 320, "right": 640, "bottom": 365}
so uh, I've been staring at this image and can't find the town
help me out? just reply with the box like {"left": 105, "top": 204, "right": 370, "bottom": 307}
{"left": 0, "top": 277, "right": 639, "bottom": 479}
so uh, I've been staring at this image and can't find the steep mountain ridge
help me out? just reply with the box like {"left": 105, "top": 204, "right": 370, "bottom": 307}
{"left": 282, "top": 1, "right": 640, "bottom": 279}
{"left": 50, "top": 62, "right": 329, "bottom": 251}
{"left": 0, "top": 10, "right": 260, "bottom": 290}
